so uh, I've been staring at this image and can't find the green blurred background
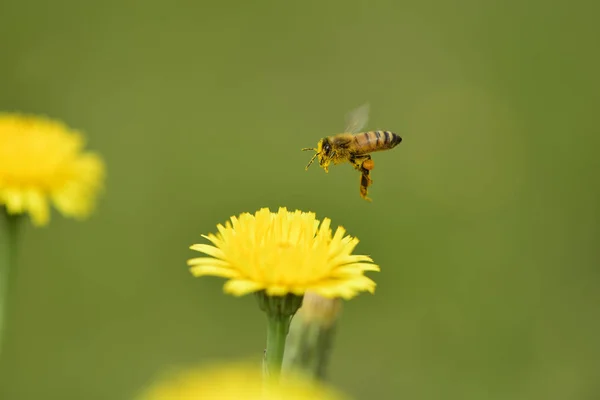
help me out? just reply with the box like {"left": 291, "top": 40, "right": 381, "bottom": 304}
{"left": 1, "top": 0, "right": 599, "bottom": 399}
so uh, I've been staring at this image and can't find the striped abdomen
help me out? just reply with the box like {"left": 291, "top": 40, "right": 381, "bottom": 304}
{"left": 352, "top": 130, "right": 402, "bottom": 154}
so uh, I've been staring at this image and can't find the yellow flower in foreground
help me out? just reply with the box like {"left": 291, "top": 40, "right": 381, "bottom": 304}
{"left": 0, "top": 113, "right": 105, "bottom": 226}
{"left": 137, "top": 362, "right": 349, "bottom": 400}
{"left": 187, "top": 207, "right": 379, "bottom": 299}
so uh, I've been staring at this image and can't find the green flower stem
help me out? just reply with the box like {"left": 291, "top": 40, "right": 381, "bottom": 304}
{"left": 255, "top": 291, "right": 303, "bottom": 380}
{"left": 282, "top": 313, "right": 339, "bottom": 380}
{"left": 282, "top": 294, "right": 342, "bottom": 381}
{"left": 264, "top": 313, "right": 291, "bottom": 378}
{"left": 0, "top": 209, "right": 21, "bottom": 358}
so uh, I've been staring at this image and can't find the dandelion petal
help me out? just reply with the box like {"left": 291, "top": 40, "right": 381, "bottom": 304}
{"left": 190, "top": 265, "right": 240, "bottom": 279}
{"left": 190, "top": 244, "right": 225, "bottom": 259}
{"left": 224, "top": 279, "right": 264, "bottom": 296}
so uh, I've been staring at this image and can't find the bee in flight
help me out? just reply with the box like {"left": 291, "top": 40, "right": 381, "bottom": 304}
{"left": 302, "top": 103, "right": 402, "bottom": 201}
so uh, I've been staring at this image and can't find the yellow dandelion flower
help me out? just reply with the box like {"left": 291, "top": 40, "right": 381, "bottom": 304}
{"left": 137, "top": 361, "right": 350, "bottom": 400}
{"left": 187, "top": 207, "right": 379, "bottom": 300}
{"left": 0, "top": 113, "right": 105, "bottom": 226}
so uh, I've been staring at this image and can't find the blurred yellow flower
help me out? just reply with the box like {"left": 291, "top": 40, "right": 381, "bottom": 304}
{"left": 0, "top": 113, "right": 105, "bottom": 226}
{"left": 137, "top": 362, "right": 349, "bottom": 400}
{"left": 296, "top": 291, "right": 342, "bottom": 328}
{"left": 187, "top": 207, "right": 379, "bottom": 299}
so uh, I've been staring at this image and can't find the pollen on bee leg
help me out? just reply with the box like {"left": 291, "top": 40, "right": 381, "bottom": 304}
{"left": 362, "top": 159, "right": 374, "bottom": 170}
{"left": 359, "top": 171, "right": 373, "bottom": 202}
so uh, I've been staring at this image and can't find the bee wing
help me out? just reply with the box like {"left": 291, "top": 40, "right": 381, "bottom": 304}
{"left": 344, "top": 103, "right": 370, "bottom": 133}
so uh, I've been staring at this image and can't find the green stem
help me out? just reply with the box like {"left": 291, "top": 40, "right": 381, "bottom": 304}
{"left": 282, "top": 294, "right": 342, "bottom": 381}
{"left": 0, "top": 209, "right": 21, "bottom": 358}
{"left": 282, "top": 313, "right": 339, "bottom": 380}
{"left": 313, "top": 323, "right": 337, "bottom": 379}
{"left": 264, "top": 313, "right": 290, "bottom": 378}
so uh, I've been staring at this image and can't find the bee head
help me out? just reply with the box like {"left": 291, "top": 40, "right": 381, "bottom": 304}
{"left": 317, "top": 138, "right": 333, "bottom": 170}
{"left": 302, "top": 138, "right": 333, "bottom": 172}
{"left": 320, "top": 139, "right": 332, "bottom": 157}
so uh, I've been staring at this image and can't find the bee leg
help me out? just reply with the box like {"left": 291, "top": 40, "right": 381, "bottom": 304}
{"left": 360, "top": 156, "right": 374, "bottom": 185}
{"left": 349, "top": 155, "right": 368, "bottom": 172}
{"left": 359, "top": 169, "right": 373, "bottom": 202}
{"left": 350, "top": 155, "right": 373, "bottom": 202}
{"left": 348, "top": 155, "right": 374, "bottom": 201}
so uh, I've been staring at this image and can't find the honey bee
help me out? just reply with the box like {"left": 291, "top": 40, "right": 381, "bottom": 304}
{"left": 302, "top": 103, "right": 402, "bottom": 201}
